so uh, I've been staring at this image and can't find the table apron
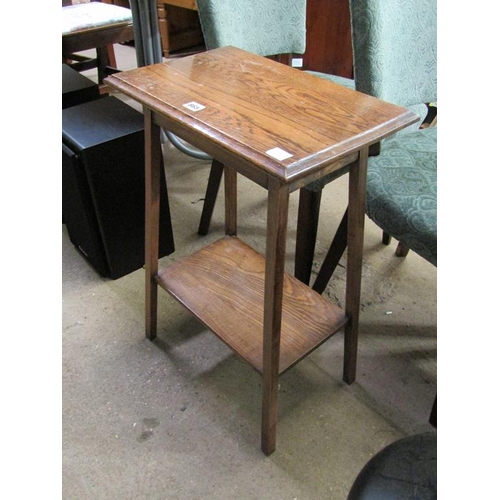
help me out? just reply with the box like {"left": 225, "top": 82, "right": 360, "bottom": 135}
{"left": 152, "top": 110, "right": 360, "bottom": 192}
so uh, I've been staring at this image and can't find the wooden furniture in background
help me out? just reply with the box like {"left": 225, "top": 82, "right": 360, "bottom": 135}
{"left": 102, "top": 0, "right": 130, "bottom": 7}
{"left": 105, "top": 46, "right": 416, "bottom": 455}
{"left": 154, "top": 0, "right": 353, "bottom": 69}
{"left": 62, "top": 1, "right": 135, "bottom": 84}
{"left": 156, "top": 0, "right": 205, "bottom": 57}
{"left": 303, "top": 0, "right": 353, "bottom": 78}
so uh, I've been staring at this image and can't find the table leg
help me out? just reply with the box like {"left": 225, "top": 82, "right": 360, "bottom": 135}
{"left": 261, "top": 178, "right": 289, "bottom": 456}
{"left": 224, "top": 165, "right": 237, "bottom": 236}
{"left": 343, "top": 147, "right": 368, "bottom": 384}
{"left": 144, "top": 109, "right": 162, "bottom": 340}
{"left": 198, "top": 159, "right": 224, "bottom": 235}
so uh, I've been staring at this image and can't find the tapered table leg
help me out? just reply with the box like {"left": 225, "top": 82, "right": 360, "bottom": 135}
{"left": 224, "top": 165, "right": 237, "bottom": 236}
{"left": 144, "top": 109, "right": 162, "bottom": 340}
{"left": 198, "top": 159, "right": 224, "bottom": 235}
{"left": 312, "top": 207, "right": 348, "bottom": 295}
{"left": 261, "top": 178, "right": 289, "bottom": 456}
{"left": 294, "top": 187, "right": 322, "bottom": 285}
{"left": 343, "top": 147, "right": 368, "bottom": 384}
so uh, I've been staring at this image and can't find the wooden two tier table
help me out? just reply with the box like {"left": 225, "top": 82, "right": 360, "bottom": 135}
{"left": 105, "top": 46, "right": 417, "bottom": 455}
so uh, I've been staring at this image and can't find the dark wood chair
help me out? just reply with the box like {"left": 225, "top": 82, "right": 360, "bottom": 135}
{"left": 62, "top": 0, "right": 135, "bottom": 85}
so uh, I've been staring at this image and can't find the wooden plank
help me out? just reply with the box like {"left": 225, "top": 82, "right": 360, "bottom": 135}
{"left": 303, "top": 0, "right": 353, "bottom": 77}
{"left": 156, "top": 237, "right": 348, "bottom": 375}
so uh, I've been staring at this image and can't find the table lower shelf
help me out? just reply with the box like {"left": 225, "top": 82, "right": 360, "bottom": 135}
{"left": 156, "top": 236, "right": 348, "bottom": 375}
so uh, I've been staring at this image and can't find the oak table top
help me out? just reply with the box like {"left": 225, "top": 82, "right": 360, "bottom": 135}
{"left": 105, "top": 46, "right": 417, "bottom": 455}
{"left": 105, "top": 46, "right": 416, "bottom": 188}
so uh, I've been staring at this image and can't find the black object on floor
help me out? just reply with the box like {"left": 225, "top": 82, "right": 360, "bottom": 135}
{"left": 62, "top": 63, "right": 101, "bottom": 109}
{"left": 348, "top": 432, "right": 437, "bottom": 500}
{"left": 62, "top": 96, "right": 175, "bottom": 279}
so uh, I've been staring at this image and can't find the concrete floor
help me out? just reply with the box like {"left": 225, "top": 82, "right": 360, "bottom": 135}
{"left": 62, "top": 44, "right": 437, "bottom": 499}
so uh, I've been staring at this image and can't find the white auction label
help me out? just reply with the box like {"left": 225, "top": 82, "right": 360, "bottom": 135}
{"left": 183, "top": 101, "right": 206, "bottom": 112}
{"left": 266, "top": 147, "right": 293, "bottom": 161}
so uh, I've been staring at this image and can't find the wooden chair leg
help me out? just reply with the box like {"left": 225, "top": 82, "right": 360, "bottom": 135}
{"left": 294, "top": 188, "right": 322, "bottom": 285}
{"left": 383, "top": 231, "right": 411, "bottom": 258}
{"left": 198, "top": 159, "right": 224, "bottom": 235}
{"left": 96, "top": 46, "right": 111, "bottom": 84}
{"left": 382, "top": 231, "right": 392, "bottom": 245}
{"left": 395, "top": 241, "right": 410, "bottom": 257}
{"left": 312, "top": 207, "right": 348, "bottom": 294}
{"left": 106, "top": 44, "right": 117, "bottom": 69}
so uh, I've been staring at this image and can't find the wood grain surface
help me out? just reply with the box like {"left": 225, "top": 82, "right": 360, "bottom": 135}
{"left": 156, "top": 237, "right": 348, "bottom": 375}
{"left": 105, "top": 46, "right": 417, "bottom": 186}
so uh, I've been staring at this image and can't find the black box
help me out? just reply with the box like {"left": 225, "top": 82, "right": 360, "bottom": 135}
{"left": 62, "top": 96, "right": 175, "bottom": 279}
{"left": 62, "top": 63, "right": 101, "bottom": 109}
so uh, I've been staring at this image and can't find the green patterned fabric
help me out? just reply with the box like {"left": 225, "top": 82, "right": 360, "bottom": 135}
{"left": 304, "top": 0, "right": 436, "bottom": 194}
{"left": 346, "top": 0, "right": 437, "bottom": 266}
{"left": 305, "top": 71, "right": 356, "bottom": 90}
{"left": 366, "top": 127, "right": 437, "bottom": 266}
{"left": 305, "top": 78, "right": 428, "bottom": 136}
{"left": 350, "top": 0, "right": 437, "bottom": 107}
{"left": 302, "top": 104, "right": 428, "bottom": 194}
{"left": 197, "top": 0, "right": 306, "bottom": 57}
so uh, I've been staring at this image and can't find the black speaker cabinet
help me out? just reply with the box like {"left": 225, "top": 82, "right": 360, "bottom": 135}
{"left": 62, "top": 63, "right": 101, "bottom": 109}
{"left": 62, "top": 96, "right": 175, "bottom": 279}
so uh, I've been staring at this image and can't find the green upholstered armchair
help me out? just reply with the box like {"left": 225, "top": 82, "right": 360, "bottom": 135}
{"left": 311, "top": 0, "right": 437, "bottom": 294}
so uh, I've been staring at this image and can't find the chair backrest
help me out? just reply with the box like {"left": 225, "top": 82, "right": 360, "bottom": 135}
{"left": 196, "top": 0, "right": 306, "bottom": 57}
{"left": 350, "top": 0, "right": 437, "bottom": 107}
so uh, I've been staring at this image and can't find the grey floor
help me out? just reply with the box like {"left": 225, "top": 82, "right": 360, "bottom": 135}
{"left": 62, "top": 44, "right": 437, "bottom": 499}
